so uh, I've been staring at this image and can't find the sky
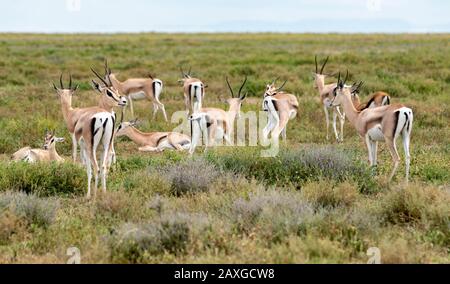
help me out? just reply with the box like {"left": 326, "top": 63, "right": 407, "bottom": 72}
{"left": 1, "top": 0, "right": 449, "bottom": 33}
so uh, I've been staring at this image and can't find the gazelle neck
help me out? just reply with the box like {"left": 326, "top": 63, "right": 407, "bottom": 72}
{"left": 60, "top": 96, "right": 74, "bottom": 126}
{"left": 98, "top": 96, "right": 114, "bottom": 112}
{"left": 227, "top": 100, "right": 241, "bottom": 124}
{"left": 48, "top": 145, "right": 62, "bottom": 160}
{"left": 339, "top": 93, "right": 360, "bottom": 125}
{"left": 314, "top": 76, "right": 326, "bottom": 94}
{"left": 124, "top": 127, "right": 154, "bottom": 146}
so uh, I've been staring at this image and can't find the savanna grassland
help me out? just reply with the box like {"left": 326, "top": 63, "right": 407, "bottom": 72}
{"left": 0, "top": 33, "right": 449, "bottom": 263}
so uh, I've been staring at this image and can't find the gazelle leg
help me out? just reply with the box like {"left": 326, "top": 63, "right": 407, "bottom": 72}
{"left": 332, "top": 110, "right": 339, "bottom": 142}
{"left": 156, "top": 100, "right": 168, "bottom": 122}
{"left": 365, "top": 134, "right": 374, "bottom": 166}
{"left": 338, "top": 108, "right": 345, "bottom": 142}
{"left": 372, "top": 141, "right": 378, "bottom": 166}
{"left": 323, "top": 105, "right": 330, "bottom": 141}
{"left": 71, "top": 133, "right": 78, "bottom": 163}
{"left": 152, "top": 102, "right": 158, "bottom": 120}
{"left": 138, "top": 145, "right": 159, "bottom": 152}
{"left": 128, "top": 96, "right": 134, "bottom": 118}
{"left": 386, "top": 139, "right": 401, "bottom": 182}
{"left": 281, "top": 127, "right": 287, "bottom": 143}
{"left": 402, "top": 132, "right": 411, "bottom": 183}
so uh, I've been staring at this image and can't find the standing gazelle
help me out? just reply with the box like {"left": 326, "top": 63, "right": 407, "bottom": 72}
{"left": 104, "top": 60, "right": 167, "bottom": 121}
{"left": 178, "top": 67, "right": 206, "bottom": 116}
{"left": 329, "top": 72, "right": 413, "bottom": 182}
{"left": 262, "top": 79, "right": 299, "bottom": 143}
{"left": 74, "top": 67, "right": 127, "bottom": 199}
{"left": 313, "top": 56, "right": 346, "bottom": 142}
{"left": 189, "top": 76, "right": 247, "bottom": 154}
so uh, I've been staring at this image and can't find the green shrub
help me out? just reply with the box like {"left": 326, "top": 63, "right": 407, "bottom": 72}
{"left": 0, "top": 161, "right": 85, "bottom": 196}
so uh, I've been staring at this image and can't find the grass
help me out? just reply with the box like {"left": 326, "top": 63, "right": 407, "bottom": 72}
{"left": 0, "top": 33, "right": 449, "bottom": 263}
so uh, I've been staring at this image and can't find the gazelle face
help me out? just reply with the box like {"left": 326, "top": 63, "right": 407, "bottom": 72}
{"left": 43, "top": 132, "right": 65, "bottom": 150}
{"left": 264, "top": 83, "right": 277, "bottom": 97}
{"left": 116, "top": 119, "right": 139, "bottom": 137}
{"left": 53, "top": 74, "right": 79, "bottom": 104}
{"left": 330, "top": 85, "right": 351, "bottom": 107}
{"left": 92, "top": 81, "right": 127, "bottom": 108}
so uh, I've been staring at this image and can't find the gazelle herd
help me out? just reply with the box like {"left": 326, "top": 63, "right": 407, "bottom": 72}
{"left": 11, "top": 56, "right": 414, "bottom": 198}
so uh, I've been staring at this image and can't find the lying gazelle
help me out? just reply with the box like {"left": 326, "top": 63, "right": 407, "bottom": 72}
{"left": 350, "top": 81, "right": 391, "bottom": 111}
{"left": 74, "top": 67, "right": 127, "bottom": 199}
{"left": 329, "top": 72, "right": 413, "bottom": 182}
{"left": 262, "top": 79, "right": 299, "bottom": 143}
{"left": 313, "top": 55, "right": 346, "bottom": 142}
{"left": 11, "top": 130, "right": 65, "bottom": 163}
{"left": 189, "top": 76, "right": 247, "bottom": 155}
{"left": 178, "top": 66, "right": 206, "bottom": 116}
{"left": 104, "top": 60, "right": 167, "bottom": 121}
{"left": 116, "top": 119, "right": 191, "bottom": 152}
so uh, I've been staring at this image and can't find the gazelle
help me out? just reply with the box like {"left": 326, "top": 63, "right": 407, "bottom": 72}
{"left": 350, "top": 82, "right": 391, "bottom": 111}
{"left": 189, "top": 76, "right": 247, "bottom": 155}
{"left": 104, "top": 60, "right": 167, "bottom": 121}
{"left": 178, "top": 67, "right": 206, "bottom": 116}
{"left": 74, "top": 67, "right": 127, "bottom": 199}
{"left": 116, "top": 119, "right": 191, "bottom": 152}
{"left": 329, "top": 72, "right": 413, "bottom": 182}
{"left": 53, "top": 74, "right": 119, "bottom": 167}
{"left": 11, "top": 130, "right": 65, "bottom": 163}
{"left": 262, "top": 79, "right": 299, "bottom": 142}
{"left": 313, "top": 55, "right": 346, "bottom": 142}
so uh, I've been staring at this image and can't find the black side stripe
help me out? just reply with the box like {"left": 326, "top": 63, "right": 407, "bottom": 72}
{"left": 407, "top": 112, "right": 411, "bottom": 132}
{"left": 102, "top": 118, "right": 108, "bottom": 129}
{"left": 91, "top": 117, "right": 97, "bottom": 146}
{"left": 393, "top": 111, "right": 400, "bottom": 138}
{"left": 109, "top": 115, "right": 116, "bottom": 146}
{"left": 156, "top": 134, "right": 169, "bottom": 146}
{"left": 403, "top": 113, "right": 409, "bottom": 133}
{"left": 272, "top": 100, "right": 279, "bottom": 112}
{"left": 152, "top": 82, "right": 156, "bottom": 98}
{"left": 386, "top": 96, "right": 390, "bottom": 105}
{"left": 188, "top": 84, "right": 192, "bottom": 104}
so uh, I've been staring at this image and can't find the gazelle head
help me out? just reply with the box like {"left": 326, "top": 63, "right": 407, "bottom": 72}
{"left": 349, "top": 81, "right": 364, "bottom": 106}
{"left": 116, "top": 118, "right": 139, "bottom": 137}
{"left": 313, "top": 55, "right": 332, "bottom": 88}
{"left": 91, "top": 67, "right": 127, "bottom": 108}
{"left": 52, "top": 73, "right": 79, "bottom": 105}
{"left": 43, "top": 130, "right": 65, "bottom": 150}
{"left": 178, "top": 66, "right": 193, "bottom": 83}
{"left": 330, "top": 71, "right": 353, "bottom": 107}
{"left": 225, "top": 76, "right": 248, "bottom": 118}
{"left": 264, "top": 78, "right": 287, "bottom": 97}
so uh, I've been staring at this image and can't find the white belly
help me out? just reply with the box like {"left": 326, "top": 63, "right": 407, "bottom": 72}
{"left": 129, "top": 92, "right": 147, "bottom": 100}
{"left": 367, "top": 124, "right": 385, "bottom": 141}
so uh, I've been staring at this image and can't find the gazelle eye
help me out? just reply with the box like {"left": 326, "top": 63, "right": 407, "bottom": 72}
{"left": 106, "top": 90, "right": 114, "bottom": 97}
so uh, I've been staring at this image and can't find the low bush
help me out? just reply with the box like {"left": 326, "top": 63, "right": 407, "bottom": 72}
{"left": 301, "top": 180, "right": 359, "bottom": 209}
{"left": 0, "top": 191, "right": 59, "bottom": 228}
{"left": 230, "top": 189, "right": 315, "bottom": 242}
{"left": 156, "top": 158, "right": 221, "bottom": 196}
{"left": 110, "top": 212, "right": 209, "bottom": 263}
{"left": 0, "top": 161, "right": 85, "bottom": 196}
{"left": 206, "top": 147, "right": 377, "bottom": 193}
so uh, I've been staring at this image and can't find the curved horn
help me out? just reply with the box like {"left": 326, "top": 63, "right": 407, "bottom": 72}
{"left": 226, "top": 77, "right": 235, "bottom": 98}
{"left": 315, "top": 55, "right": 318, "bottom": 73}
{"left": 320, "top": 56, "right": 329, "bottom": 75}
{"left": 60, "top": 73, "right": 64, "bottom": 89}
{"left": 188, "top": 66, "right": 192, "bottom": 76}
{"left": 69, "top": 73, "right": 72, "bottom": 89}
{"left": 148, "top": 73, "right": 154, "bottom": 80}
{"left": 91, "top": 67, "right": 109, "bottom": 87}
{"left": 238, "top": 76, "right": 248, "bottom": 98}
{"left": 271, "top": 77, "right": 279, "bottom": 85}
{"left": 337, "top": 72, "right": 341, "bottom": 86}
{"left": 276, "top": 80, "right": 287, "bottom": 92}
{"left": 179, "top": 66, "right": 185, "bottom": 78}
{"left": 343, "top": 70, "right": 349, "bottom": 85}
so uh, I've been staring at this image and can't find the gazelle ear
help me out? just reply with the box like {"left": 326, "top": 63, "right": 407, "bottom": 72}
{"left": 240, "top": 92, "right": 248, "bottom": 101}
{"left": 92, "top": 80, "right": 101, "bottom": 92}
{"left": 55, "top": 137, "right": 65, "bottom": 142}
{"left": 52, "top": 83, "right": 59, "bottom": 91}
{"left": 72, "top": 84, "right": 79, "bottom": 92}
